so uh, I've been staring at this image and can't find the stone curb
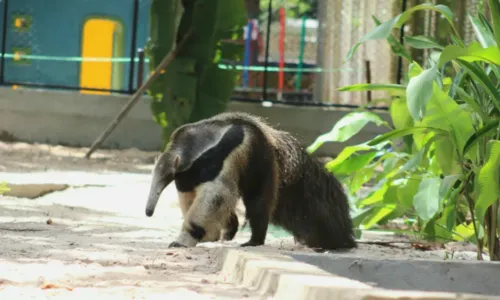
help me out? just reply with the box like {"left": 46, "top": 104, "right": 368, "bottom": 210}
{"left": 217, "top": 248, "right": 500, "bottom": 300}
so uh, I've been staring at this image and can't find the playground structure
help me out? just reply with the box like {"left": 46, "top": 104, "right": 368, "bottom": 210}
{"left": 0, "top": 0, "right": 384, "bottom": 107}
{"left": 0, "top": 0, "right": 400, "bottom": 107}
{"left": 0, "top": 0, "right": 482, "bottom": 107}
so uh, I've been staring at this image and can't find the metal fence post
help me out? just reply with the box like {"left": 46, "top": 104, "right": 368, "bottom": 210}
{"left": 0, "top": 0, "right": 9, "bottom": 85}
{"left": 396, "top": 0, "right": 408, "bottom": 85}
{"left": 261, "top": 0, "right": 273, "bottom": 101}
{"left": 136, "top": 48, "right": 145, "bottom": 89}
{"left": 128, "top": 0, "right": 139, "bottom": 93}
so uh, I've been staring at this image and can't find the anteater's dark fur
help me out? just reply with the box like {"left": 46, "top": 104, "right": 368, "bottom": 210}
{"left": 212, "top": 112, "right": 357, "bottom": 251}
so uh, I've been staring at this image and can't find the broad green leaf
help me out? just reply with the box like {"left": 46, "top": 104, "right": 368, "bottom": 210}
{"left": 433, "top": 206, "right": 455, "bottom": 240}
{"left": 439, "top": 174, "right": 462, "bottom": 199}
{"left": 399, "top": 143, "right": 431, "bottom": 174}
{"left": 359, "top": 181, "right": 390, "bottom": 207}
{"left": 488, "top": 0, "right": 500, "bottom": 47}
{"left": 338, "top": 83, "right": 406, "bottom": 95}
{"left": 435, "top": 137, "right": 462, "bottom": 176}
{"left": 383, "top": 179, "right": 404, "bottom": 204}
{"left": 390, "top": 97, "right": 413, "bottom": 130}
{"left": 444, "top": 187, "right": 461, "bottom": 231}
{"left": 469, "top": 14, "right": 497, "bottom": 48}
{"left": 351, "top": 206, "right": 375, "bottom": 228}
{"left": 326, "top": 151, "right": 379, "bottom": 175}
{"left": 346, "top": 3, "right": 458, "bottom": 60}
{"left": 349, "top": 164, "right": 377, "bottom": 194}
{"left": 453, "top": 222, "right": 476, "bottom": 241}
{"left": 438, "top": 42, "right": 500, "bottom": 68}
{"left": 361, "top": 204, "right": 397, "bottom": 229}
{"left": 306, "top": 112, "right": 388, "bottom": 153}
{"left": 417, "top": 84, "right": 476, "bottom": 156}
{"left": 475, "top": 140, "right": 500, "bottom": 221}
{"left": 408, "top": 61, "right": 424, "bottom": 79}
{"left": 441, "top": 77, "right": 453, "bottom": 94}
{"left": 413, "top": 177, "right": 443, "bottom": 221}
{"left": 406, "top": 65, "right": 439, "bottom": 120}
{"left": 404, "top": 35, "right": 444, "bottom": 50}
{"left": 367, "top": 126, "right": 448, "bottom": 147}
{"left": 397, "top": 177, "right": 421, "bottom": 210}
{"left": 462, "top": 119, "right": 500, "bottom": 156}
{"left": 325, "top": 141, "right": 389, "bottom": 169}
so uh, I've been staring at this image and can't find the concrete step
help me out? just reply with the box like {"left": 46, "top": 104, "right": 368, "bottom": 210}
{"left": 217, "top": 248, "right": 500, "bottom": 300}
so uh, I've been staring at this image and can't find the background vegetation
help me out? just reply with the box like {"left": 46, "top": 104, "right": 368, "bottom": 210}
{"left": 145, "top": 0, "right": 247, "bottom": 148}
{"left": 309, "top": 0, "right": 500, "bottom": 260}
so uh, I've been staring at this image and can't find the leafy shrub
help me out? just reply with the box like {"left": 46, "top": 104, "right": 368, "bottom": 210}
{"left": 309, "top": 1, "right": 500, "bottom": 260}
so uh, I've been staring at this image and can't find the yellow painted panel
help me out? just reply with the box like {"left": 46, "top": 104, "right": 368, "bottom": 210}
{"left": 80, "top": 19, "right": 116, "bottom": 95}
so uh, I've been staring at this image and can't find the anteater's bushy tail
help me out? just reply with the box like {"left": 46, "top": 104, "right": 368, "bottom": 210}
{"left": 271, "top": 130, "right": 357, "bottom": 251}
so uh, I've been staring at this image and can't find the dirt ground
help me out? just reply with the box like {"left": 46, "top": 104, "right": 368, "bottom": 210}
{"left": 0, "top": 141, "right": 487, "bottom": 299}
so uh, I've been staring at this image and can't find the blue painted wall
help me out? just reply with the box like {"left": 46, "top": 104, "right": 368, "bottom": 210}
{"left": 1, "top": 0, "right": 152, "bottom": 91}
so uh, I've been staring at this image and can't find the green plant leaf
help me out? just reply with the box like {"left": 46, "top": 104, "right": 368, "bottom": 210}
{"left": 359, "top": 181, "right": 390, "bottom": 207}
{"left": 351, "top": 206, "right": 375, "bottom": 228}
{"left": 455, "top": 86, "right": 485, "bottom": 119}
{"left": 349, "top": 163, "right": 378, "bottom": 194}
{"left": 367, "top": 126, "right": 448, "bottom": 147}
{"left": 457, "top": 59, "right": 500, "bottom": 112}
{"left": 397, "top": 177, "right": 421, "bottom": 210}
{"left": 326, "top": 151, "right": 379, "bottom": 175}
{"left": 444, "top": 186, "right": 461, "bottom": 232}
{"left": 346, "top": 3, "right": 458, "bottom": 60}
{"left": 406, "top": 65, "right": 439, "bottom": 120}
{"left": 453, "top": 222, "right": 476, "bottom": 241}
{"left": 324, "top": 141, "right": 391, "bottom": 175}
{"left": 346, "top": 14, "right": 402, "bottom": 61}
{"left": 462, "top": 119, "right": 500, "bottom": 156}
{"left": 435, "top": 137, "right": 462, "bottom": 176}
{"left": 475, "top": 140, "right": 500, "bottom": 221}
{"left": 439, "top": 174, "right": 462, "bottom": 199}
{"left": 438, "top": 42, "right": 500, "bottom": 68}
{"left": 362, "top": 204, "right": 397, "bottom": 229}
{"left": 373, "top": 15, "right": 412, "bottom": 61}
{"left": 338, "top": 83, "right": 406, "bottom": 95}
{"left": 488, "top": 0, "right": 500, "bottom": 47}
{"left": 404, "top": 35, "right": 444, "bottom": 50}
{"left": 469, "top": 14, "right": 497, "bottom": 48}
{"left": 390, "top": 97, "right": 413, "bottom": 130}
{"left": 413, "top": 177, "right": 443, "bottom": 221}
{"left": 306, "top": 111, "right": 388, "bottom": 153}
{"left": 417, "top": 84, "right": 476, "bottom": 156}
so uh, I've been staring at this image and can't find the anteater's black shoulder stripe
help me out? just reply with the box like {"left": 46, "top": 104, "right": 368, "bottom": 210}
{"left": 174, "top": 124, "right": 245, "bottom": 192}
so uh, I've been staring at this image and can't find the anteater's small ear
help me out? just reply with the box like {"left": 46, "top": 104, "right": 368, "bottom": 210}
{"left": 173, "top": 155, "right": 181, "bottom": 170}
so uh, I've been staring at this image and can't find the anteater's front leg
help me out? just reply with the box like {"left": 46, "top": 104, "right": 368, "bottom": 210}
{"left": 169, "top": 181, "right": 237, "bottom": 248}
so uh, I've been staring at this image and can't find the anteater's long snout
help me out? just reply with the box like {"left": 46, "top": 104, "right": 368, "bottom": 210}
{"left": 145, "top": 173, "right": 174, "bottom": 217}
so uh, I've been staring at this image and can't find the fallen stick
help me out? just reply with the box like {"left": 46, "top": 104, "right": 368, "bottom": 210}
{"left": 84, "top": 28, "right": 194, "bottom": 159}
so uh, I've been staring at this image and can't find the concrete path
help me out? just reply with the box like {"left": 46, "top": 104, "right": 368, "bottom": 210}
{"left": 2, "top": 170, "right": 499, "bottom": 299}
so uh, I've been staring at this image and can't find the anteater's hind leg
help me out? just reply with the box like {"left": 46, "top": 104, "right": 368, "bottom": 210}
{"left": 169, "top": 181, "right": 237, "bottom": 248}
{"left": 240, "top": 160, "right": 278, "bottom": 247}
